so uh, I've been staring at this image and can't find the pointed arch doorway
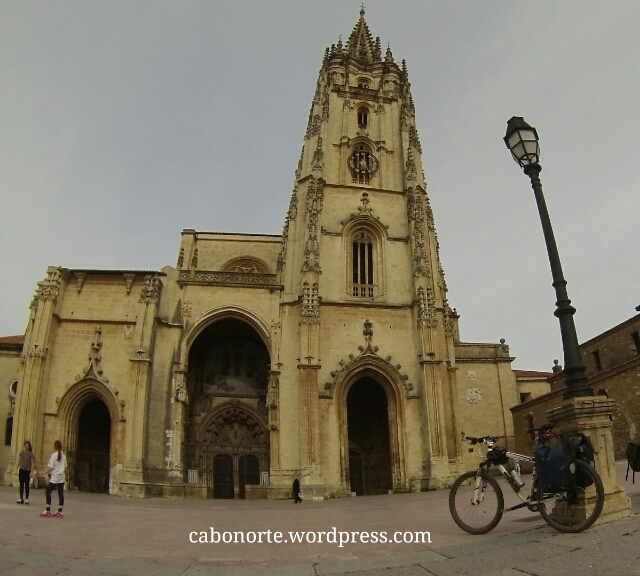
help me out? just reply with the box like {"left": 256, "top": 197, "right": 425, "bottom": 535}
{"left": 346, "top": 377, "right": 392, "bottom": 495}
{"left": 75, "top": 397, "right": 111, "bottom": 493}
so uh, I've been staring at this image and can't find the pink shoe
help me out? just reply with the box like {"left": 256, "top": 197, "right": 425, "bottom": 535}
{"left": 40, "top": 511, "right": 51, "bottom": 518}
{"left": 53, "top": 512, "right": 63, "bottom": 519}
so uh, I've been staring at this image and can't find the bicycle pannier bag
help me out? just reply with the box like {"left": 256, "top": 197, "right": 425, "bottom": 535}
{"left": 626, "top": 437, "right": 640, "bottom": 484}
{"left": 574, "top": 433, "right": 595, "bottom": 488}
{"left": 535, "top": 436, "right": 576, "bottom": 492}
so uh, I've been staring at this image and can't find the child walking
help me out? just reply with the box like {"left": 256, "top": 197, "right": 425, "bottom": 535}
{"left": 14, "top": 441, "right": 36, "bottom": 505}
{"left": 40, "top": 440, "right": 66, "bottom": 518}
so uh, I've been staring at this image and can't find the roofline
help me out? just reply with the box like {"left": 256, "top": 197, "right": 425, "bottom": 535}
{"left": 67, "top": 269, "right": 167, "bottom": 276}
{"left": 181, "top": 230, "right": 282, "bottom": 239}
{"left": 580, "top": 312, "right": 640, "bottom": 348}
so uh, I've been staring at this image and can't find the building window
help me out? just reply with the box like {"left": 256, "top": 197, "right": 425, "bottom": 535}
{"left": 357, "top": 107, "right": 369, "bottom": 129}
{"left": 5, "top": 417, "right": 12, "bottom": 446}
{"left": 631, "top": 331, "right": 640, "bottom": 354}
{"left": 351, "top": 231, "right": 375, "bottom": 298}
{"left": 357, "top": 78, "right": 370, "bottom": 89}
{"left": 348, "top": 145, "right": 379, "bottom": 185}
{"left": 592, "top": 350, "right": 602, "bottom": 371}
{"left": 520, "top": 393, "right": 532, "bottom": 404}
{"left": 527, "top": 415, "right": 535, "bottom": 442}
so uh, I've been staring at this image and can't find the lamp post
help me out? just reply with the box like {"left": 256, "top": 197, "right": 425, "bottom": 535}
{"left": 504, "top": 116, "right": 593, "bottom": 400}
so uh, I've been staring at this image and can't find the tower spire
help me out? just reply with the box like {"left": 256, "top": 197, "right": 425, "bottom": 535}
{"left": 345, "top": 7, "right": 378, "bottom": 64}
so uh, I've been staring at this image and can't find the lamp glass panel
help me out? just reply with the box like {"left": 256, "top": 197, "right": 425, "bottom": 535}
{"left": 507, "top": 132, "right": 522, "bottom": 149}
{"left": 520, "top": 129, "right": 537, "bottom": 143}
{"left": 511, "top": 142, "right": 526, "bottom": 161}
{"left": 523, "top": 140, "right": 539, "bottom": 158}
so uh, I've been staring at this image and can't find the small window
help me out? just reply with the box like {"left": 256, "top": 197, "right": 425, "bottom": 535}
{"left": 527, "top": 415, "right": 535, "bottom": 442}
{"left": 357, "top": 107, "right": 369, "bottom": 129}
{"left": 631, "top": 331, "right": 640, "bottom": 355}
{"left": 351, "top": 231, "right": 375, "bottom": 298}
{"left": 357, "top": 78, "right": 370, "bottom": 89}
{"left": 597, "top": 389, "right": 608, "bottom": 398}
{"left": 520, "top": 393, "right": 532, "bottom": 404}
{"left": 10, "top": 380, "right": 17, "bottom": 395}
{"left": 5, "top": 417, "right": 12, "bottom": 446}
{"left": 592, "top": 350, "right": 602, "bottom": 371}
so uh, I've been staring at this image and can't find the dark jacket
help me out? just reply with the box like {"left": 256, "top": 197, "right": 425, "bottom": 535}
{"left": 293, "top": 478, "right": 300, "bottom": 493}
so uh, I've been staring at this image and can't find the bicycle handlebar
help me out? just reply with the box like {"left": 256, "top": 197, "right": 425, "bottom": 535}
{"left": 465, "top": 435, "right": 505, "bottom": 445}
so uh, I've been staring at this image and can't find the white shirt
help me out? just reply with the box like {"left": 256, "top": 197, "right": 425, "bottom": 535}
{"left": 47, "top": 452, "right": 67, "bottom": 484}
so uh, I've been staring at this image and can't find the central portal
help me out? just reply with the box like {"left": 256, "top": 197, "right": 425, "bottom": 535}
{"left": 186, "top": 317, "right": 270, "bottom": 498}
{"left": 346, "top": 377, "right": 392, "bottom": 495}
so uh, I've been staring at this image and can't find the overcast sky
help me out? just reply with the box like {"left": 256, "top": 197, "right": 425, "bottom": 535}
{"left": 1, "top": 1, "right": 638, "bottom": 371}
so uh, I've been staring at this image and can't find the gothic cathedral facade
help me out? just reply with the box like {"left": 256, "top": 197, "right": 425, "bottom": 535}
{"left": 5, "top": 12, "right": 519, "bottom": 498}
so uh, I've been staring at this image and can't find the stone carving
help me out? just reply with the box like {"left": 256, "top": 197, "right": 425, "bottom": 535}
{"left": 123, "top": 325, "right": 133, "bottom": 339}
{"left": 309, "top": 114, "right": 321, "bottom": 137}
{"left": 311, "top": 137, "right": 324, "bottom": 171}
{"left": 29, "top": 268, "right": 62, "bottom": 310}
{"left": 409, "top": 125, "right": 422, "bottom": 153}
{"left": 324, "top": 320, "right": 415, "bottom": 398}
{"left": 74, "top": 272, "right": 87, "bottom": 293}
{"left": 123, "top": 273, "right": 135, "bottom": 295}
{"left": 466, "top": 388, "right": 482, "bottom": 404}
{"left": 267, "top": 372, "right": 280, "bottom": 409}
{"left": 139, "top": 276, "right": 161, "bottom": 304}
{"left": 191, "top": 248, "right": 198, "bottom": 269}
{"left": 443, "top": 299, "right": 455, "bottom": 337}
{"left": 223, "top": 258, "right": 269, "bottom": 274}
{"left": 321, "top": 82, "right": 330, "bottom": 119}
{"left": 25, "top": 345, "right": 47, "bottom": 359}
{"left": 277, "top": 180, "right": 300, "bottom": 271}
{"left": 179, "top": 270, "right": 278, "bottom": 285}
{"left": 417, "top": 286, "right": 437, "bottom": 329}
{"left": 200, "top": 396, "right": 212, "bottom": 413}
{"left": 182, "top": 301, "right": 192, "bottom": 318}
{"left": 300, "top": 281, "right": 320, "bottom": 324}
{"left": 175, "top": 381, "right": 188, "bottom": 404}
{"left": 404, "top": 148, "right": 417, "bottom": 181}
{"left": 406, "top": 187, "right": 430, "bottom": 278}
{"left": 302, "top": 178, "right": 325, "bottom": 272}
{"left": 435, "top": 237, "right": 448, "bottom": 292}
{"left": 177, "top": 248, "right": 184, "bottom": 268}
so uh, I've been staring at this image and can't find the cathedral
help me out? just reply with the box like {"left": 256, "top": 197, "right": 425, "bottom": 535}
{"left": 4, "top": 10, "right": 519, "bottom": 498}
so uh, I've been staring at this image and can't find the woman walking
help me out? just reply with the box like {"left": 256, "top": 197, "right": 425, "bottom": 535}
{"left": 40, "top": 440, "right": 66, "bottom": 518}
{"left": 14, "top": 441, "right": 36, "bottom": 505}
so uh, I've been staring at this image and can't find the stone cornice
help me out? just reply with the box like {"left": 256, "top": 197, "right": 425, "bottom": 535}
{"left": 178, "top": 270, "right": 281, "bottom": 289}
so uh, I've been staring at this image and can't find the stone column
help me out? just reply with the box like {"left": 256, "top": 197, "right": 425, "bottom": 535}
{"left": 546, "top": 396, "right": 631, "bottom": 523}
{"left": 166, "top": 366, "right": 188, "bottom": 487}
{"left": 122, "top": 275, "right": 161, "bottom": 496}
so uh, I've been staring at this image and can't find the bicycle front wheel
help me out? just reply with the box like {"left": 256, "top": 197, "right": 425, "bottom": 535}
{"left": 449, "top": 470, "right": 504, "bottom": 534}
{"left": 537, "top": 459, "right": 605, "bottom": 533}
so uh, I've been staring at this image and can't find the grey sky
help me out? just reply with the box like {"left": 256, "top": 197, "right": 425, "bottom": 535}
{"left": 1, "top": 1, "right": 638, "bottom": 371}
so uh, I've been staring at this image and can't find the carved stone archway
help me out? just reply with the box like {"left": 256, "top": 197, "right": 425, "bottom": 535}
{"left": 55, "top": 377, "right": 122, "bottom": 494}
{"left": 333, "top": 357, "right": 408, "bottom": 493}
{"left": 186, "top": 402, "right": 269, "bottom": 498}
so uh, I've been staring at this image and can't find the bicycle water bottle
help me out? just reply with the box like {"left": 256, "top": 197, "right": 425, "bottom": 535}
{"left": 510, "top": 469, "right": 525, "bottom": 490}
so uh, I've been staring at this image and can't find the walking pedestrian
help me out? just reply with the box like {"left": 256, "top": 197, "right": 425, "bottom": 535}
{"left": 40, "top": 440, "right": 66, "bottom": 518}
{"left": 292, "top": 476, "right": 302, "bottom": 503}
{"left": 14, "top": 441, "right": 36, "bottom": 505}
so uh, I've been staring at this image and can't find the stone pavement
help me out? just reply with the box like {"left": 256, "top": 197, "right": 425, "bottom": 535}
{"left": 0, "top": 462, "right": 638, "bottom": 576}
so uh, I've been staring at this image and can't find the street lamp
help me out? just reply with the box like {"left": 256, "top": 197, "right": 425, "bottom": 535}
{"left": 504, "top": 116, "right": 593, "bottom": 400}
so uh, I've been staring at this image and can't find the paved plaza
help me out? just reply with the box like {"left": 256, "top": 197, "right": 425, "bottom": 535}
{"left": 1, "top": 463, "right": 639, "bottom": 576}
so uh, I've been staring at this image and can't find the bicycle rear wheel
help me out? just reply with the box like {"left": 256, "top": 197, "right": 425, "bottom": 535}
{"left": 449, "top": 470, "right": 504, "bottom": 534}
{"left": 537, "top": 459, "right": 605, "bottom": 533}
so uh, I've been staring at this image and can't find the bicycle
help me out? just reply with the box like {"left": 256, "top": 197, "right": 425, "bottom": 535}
{"left": 449, "top": 425, "right": 605, "bottom": 534}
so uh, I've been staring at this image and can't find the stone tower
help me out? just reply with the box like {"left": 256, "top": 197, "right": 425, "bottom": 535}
{"left": 271, "top": 9, "right": 515, "bottom": 497}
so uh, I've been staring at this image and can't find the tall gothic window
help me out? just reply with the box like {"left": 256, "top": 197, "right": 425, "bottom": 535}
{"left": 351, "top": 231, "right": 375, "bottom": 298}
{"left": 357, "top": 107, "right": 369, "bottom": 129}
{"left": 348, "top": 144, "right": 379, "bottom": 185}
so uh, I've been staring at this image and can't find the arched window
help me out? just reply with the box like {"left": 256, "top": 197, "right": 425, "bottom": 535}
{"left": 348, "top": 145, "right": 379, "bottom": 185}
{"left": 5, "top": 417, "right": 12, "bottom": 446}
{"left": 357, "top": 78, "right": 370, "bottom": 89}
{"left": 357, "top": 107, "right": 369, "bottom": 129}
{"left": 351, "top": 231, "right": 375, "bottom": 298}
